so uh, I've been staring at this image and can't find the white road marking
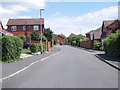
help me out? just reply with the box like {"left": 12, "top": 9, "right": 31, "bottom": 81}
{"left": 0, "top": 50, "right": 61, "bottom": 83}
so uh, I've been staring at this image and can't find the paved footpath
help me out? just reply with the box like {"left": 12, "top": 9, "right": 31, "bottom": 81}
{"left": 2, "top": 45, "right": 118, "bottom": 88}
{"left": 2, "top": 46, "right": 61, "bottom": 78}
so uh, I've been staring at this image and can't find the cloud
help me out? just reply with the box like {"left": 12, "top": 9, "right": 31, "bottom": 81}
{"left": 1, "top": 0, "right": 46, "bottom": 28}
{"left": 45, "top": 6, "right": 118, "bottom": 36}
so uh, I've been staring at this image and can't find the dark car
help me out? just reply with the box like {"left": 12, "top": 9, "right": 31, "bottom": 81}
{"left": 23, "top": 42, "right": 30, "bottom": 49}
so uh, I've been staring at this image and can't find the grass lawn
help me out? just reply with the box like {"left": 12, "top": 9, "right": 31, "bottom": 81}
{"left": 21, "top": 49, "right": 31, "bottom": 54}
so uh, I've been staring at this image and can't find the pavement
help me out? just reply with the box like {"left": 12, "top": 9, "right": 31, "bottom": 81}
{"left": 2, "top": 45, "right": 61, "bottom": 78}
{"left": 2, "top": 45, "right": 118, "bottom": 88}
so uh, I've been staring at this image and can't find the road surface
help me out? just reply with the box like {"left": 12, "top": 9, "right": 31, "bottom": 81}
{"left": 2, "top": 45, "right": 118, "bottom": 88}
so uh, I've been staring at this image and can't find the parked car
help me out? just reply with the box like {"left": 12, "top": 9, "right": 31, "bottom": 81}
{"left": 60, "top": 42, "right": 64, "bottom": 45}
{"left": 23, "top": 42, "right": 30, "bottom": 49}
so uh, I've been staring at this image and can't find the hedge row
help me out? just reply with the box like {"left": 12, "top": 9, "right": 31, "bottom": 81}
{"left": 2, "top": 36, "right": 23, "bottom": 61}
{"left": 103, "top": 30, "right": 120, "bottom": 59}
{"left": 30, "top": 43, "right": 46, "bottom": 53}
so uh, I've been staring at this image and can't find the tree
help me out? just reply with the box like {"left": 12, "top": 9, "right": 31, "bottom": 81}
{"left": 44, "top": 28, "right": 55, "bottom": 46}
{"left": 31, "top": 31, "right": 47, "bottom": 42}
{"left": 44, "top": 28, "right": 53, "bottom": 41}
{"left": 67, "top": 33, "right": 89, "bottom": 46}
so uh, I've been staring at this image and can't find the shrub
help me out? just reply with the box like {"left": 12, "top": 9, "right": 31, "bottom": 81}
{"left": 2, "top": 36, "right": 23, "bottom": 61}
{"left": 94, "top": 41, "right": 102, "bottom": 50}
{"left": 18, "top": 35, "right": 26, "bottom": 40}
{"left": 30, "top": 43, "right": 39, "bottom": 53}
{"left": 31, "top": 31, "right": 47, "bottom": 42}
{"left": 30, "top": 43, "right": 46, "bottom": 53}
{"left": 103, "top": 30, "right": 120, "bottom": 59}
{"left": 72, "top": 41, "right": 77, "bottom": 46}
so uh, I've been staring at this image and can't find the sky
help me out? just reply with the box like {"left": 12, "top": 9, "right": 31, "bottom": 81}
{"left": 0, "top": 0, "right": 119, "bottom": 36}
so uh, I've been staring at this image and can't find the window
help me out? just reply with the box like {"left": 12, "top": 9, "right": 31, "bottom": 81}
{"left": 11, "top": 26, "right": 17, "bottom": 31}
{"left": 23, "top": 26, "right": 26, "bottom": 30}
{"left": 34, "top": 25, "right": 39, "bottom": 31}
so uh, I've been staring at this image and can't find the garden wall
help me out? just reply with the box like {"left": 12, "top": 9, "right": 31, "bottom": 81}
{"left": 80, "top": 40, "right": 94, "bottom": 49}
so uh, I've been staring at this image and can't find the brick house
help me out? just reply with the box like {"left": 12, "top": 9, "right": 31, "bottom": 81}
{"left": 55, "top": 35, "right": 66, "bottom": 45}
{"left": 0, "top": 21, "right": 13, "bottom": 36}
{"left": 86, "top": 20, "right": 119, "bottom": 42}
{"left": 81, "top": 20, "right": 120, "bottom": 49}
{"left": 7, "top": 18, "right": 44, "bottom": 41}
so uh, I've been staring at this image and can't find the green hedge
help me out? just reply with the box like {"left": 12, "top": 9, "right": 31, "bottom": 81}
{"left": 2, "top": 36, "right": 23, "bottom": 61}
{"left": 30, "top": 44, "right": 39, "bottom": 53}
{"left": 30, "top": 43, "right": 46, "bottom": 53}
{"left": 103, "top": 30, "right": 120, "bottom": 59}
{"left": 72, "top": 41, "right": 77, "bottom": 46}
{"left": 94, "top": 41, "right": 102, "bottom": 50}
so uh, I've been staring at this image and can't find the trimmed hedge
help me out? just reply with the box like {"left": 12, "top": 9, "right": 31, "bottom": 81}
{"left": 30, "top": 43, "right": 46, "bottom": 53}
{"left": 2, "top": 36, "right": 23, "bottom": 61}
{"left": 103, "top": 30, "right": 120, "bottom": 59}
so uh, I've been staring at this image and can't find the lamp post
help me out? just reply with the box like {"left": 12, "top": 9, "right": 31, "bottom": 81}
{"left": 40, "top": 8, "right": 45, "bottom": 44}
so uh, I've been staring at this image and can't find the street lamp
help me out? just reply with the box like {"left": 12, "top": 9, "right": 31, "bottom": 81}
{"left": 40, "top": 8, "right": 45, "bottom": 43}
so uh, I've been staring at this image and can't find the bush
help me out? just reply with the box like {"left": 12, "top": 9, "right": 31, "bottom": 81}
{"left": 103, "top": 30, "right": 120, "bottom": 59}
{"left": 18, "top": 35, "right": 26, "bottom": 40}
{"left": 94, "top": 41, "right": 102, "bottom": 50}
{"left": 30, "top": 43, "right": 46, "bottom": 53}
{"left": 30, "top": 43, "right": 39, "bottom": 53}
{"left": 2, "top": 36, "right": 23, "bottom": 61}
{"left": 72, "top": 41, "right": 77, "bottom": 46}
{"left": 31, "top": 31, "right": 47, "bottom": 42}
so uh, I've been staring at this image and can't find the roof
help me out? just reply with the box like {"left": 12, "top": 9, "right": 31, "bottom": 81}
{"left": 86, "top": 30, "right": 93, "bottom": 34}
{"left": 106, "top": 20, "right": 120, "bottom": 31}
{"left": 0, "top": 30, "right": 13, "bottom": 36}
{"left": 0, "top": 21, "right": 3, "bottom": 30}
{"left": 103, "top": 20, "right": 115, "bottom": 28}
{"left": 7, "top": 18, "right": 44, "bottom": 26}
{"left": 93, "top": 27, "right": 102, "bottom": 39}
{"left": 0, "top": 21, "right": 13, "bottom": 36}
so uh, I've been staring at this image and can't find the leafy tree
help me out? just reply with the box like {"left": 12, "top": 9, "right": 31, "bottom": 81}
{"left": 31, "top": 31, "right": 47, "bottom": 42}
{"left": 67, "top": 33, "right": 89, "bottom": 46}
{"left": 44, "top": 28, "right": 55, "bottom": 46}
{"left": 44, "top": 28, "right": 53, "bottom": 41}
{"left": 18, "top": 35, "right": 26, "bottom": 40}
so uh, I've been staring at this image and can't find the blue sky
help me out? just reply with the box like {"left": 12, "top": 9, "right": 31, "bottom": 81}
{"left": 1, "top": 1, "right": 118, "bottom": 36}
{"left": 19, "top": 2, "right": 117, "bottom": 18}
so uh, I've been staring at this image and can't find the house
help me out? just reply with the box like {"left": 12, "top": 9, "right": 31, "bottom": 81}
{"left": 55, "top": 35, "right": 66, "bottom": 45}
{"left": 86, "top": 20, "right": 120, "bottom": 42}
{"left": 0, "top": 21, "right": 13, "bottom": 36}
{"left": 7, "top": 18, "right": 44, "bottom": 41}
{"left": 83, "top": 20, "right": 120, "bottom": 49}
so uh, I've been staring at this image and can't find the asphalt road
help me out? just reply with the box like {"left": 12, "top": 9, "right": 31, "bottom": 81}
{"left": 2, "top": 45, "right": 118, "bottom": 88}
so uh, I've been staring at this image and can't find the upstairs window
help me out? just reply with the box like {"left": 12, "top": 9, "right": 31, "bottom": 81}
{"left": 34, "top": 25, "right": 39, "bottom": 31}
{"left": 11, "top": 26, "right": 17, "bottom": 31}
{"left": 23, "top": 26, "right": 26, "bottom": 30}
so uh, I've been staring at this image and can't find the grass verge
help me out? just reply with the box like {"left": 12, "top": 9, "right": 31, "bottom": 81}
{"left": 21, "top": 49, "right": 31, "bottom": 54}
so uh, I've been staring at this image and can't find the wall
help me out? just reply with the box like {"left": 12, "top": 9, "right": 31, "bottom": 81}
{"left": 7, "top": 25, "right": 44, "bottom": 37}
{"left": 80, "top": 40, "right": 94, "bottom": 49}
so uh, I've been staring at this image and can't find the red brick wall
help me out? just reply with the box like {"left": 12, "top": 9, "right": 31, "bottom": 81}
{"left": 7, "top": 25, "right": 44, "bottom": 36}
{"left": 80, "top": 40, "right": 94, "bottom": 49}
